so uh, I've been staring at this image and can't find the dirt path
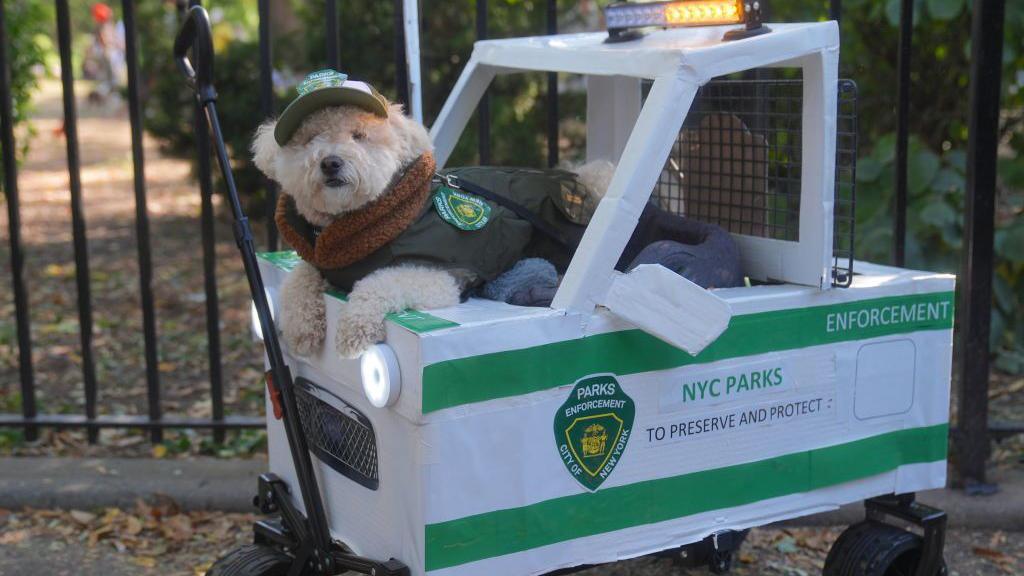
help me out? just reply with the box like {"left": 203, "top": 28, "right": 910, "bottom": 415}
{"left": 0, "top": 80, "right": 267, "bottom": 455}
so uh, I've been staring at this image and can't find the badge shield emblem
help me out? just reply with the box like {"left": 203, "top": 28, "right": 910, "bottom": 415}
{"left": 554, "top": 375, "right": 635, "bottom": 491}
{"left": 432, "top": 186, "right": 491, "bottom": 231}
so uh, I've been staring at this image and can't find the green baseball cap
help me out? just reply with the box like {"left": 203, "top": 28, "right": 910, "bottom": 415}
{"left": 274, "top": 69, "right": 389, "bottom": 145}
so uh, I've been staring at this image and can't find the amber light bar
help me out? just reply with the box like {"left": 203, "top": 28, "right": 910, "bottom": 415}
{"left": 604, "top": 0, "right": 769, "bottom": 42}
{"left": 606, "top": 0, "right": 743, "bottom": 29}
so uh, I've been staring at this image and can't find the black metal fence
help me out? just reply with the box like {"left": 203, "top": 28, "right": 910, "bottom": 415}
{"left": 0, "top": 0, "right": 1016, "bottom": 485}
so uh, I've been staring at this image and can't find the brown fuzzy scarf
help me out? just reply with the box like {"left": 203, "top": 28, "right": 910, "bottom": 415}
{"left": 275, "top": 152, "right": 436, "bottom": 270}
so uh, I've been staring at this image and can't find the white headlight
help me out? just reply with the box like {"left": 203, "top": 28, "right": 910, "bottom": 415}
{"left": 361, "top": 344, "right": 401, "bottom": 408}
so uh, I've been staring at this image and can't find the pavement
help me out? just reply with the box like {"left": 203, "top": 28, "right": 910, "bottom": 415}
{"left": 0, "top": 457, "right": 267, "bottom": 513}
{"left": 0, "top": 457, "right": 1021, "bottom": 530}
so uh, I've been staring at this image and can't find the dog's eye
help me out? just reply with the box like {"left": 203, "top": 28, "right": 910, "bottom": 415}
{"left": 352, "top": 130, "right": 366, "bottom": 141}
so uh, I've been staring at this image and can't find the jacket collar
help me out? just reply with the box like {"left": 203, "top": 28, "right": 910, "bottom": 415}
{"left": 275, "top": 152, "right": 436, "bottom": 270}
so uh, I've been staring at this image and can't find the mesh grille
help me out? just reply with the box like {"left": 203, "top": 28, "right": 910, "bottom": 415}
{"left": 833, "top": 79, "right": 858, "bottom": 287}
{"left": 294, "top": 378, "right": 379, "bottom": 490}
{"left": 651, "top": 73, "right": 857, "bottom": 287}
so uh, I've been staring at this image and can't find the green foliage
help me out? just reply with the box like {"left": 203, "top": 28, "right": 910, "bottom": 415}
{"left": 0, "top": 390, "right": 24, "bottom": 449}
{"left": 134, "top": 1, "right": 279, "bottom": 212}
{"left": 0, "top": 1, "right": 53, "bottom": 179}
{"left": 855, "top": 136, "right": 961, "bottom": 269}
{"left": 199, "top": 429, "right": 267, "bottom": 458}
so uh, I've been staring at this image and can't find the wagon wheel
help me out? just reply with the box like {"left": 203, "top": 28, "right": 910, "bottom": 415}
{"left": 206, "top": 544, "right": 294, "bottom": 576}
{"left": 823, "top": 521, "right": 948, "bottom": 576}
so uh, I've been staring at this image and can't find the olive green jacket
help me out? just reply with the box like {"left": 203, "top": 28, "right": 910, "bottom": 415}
{"left": 278, "top": 166, "right": 588, "bottom": 293}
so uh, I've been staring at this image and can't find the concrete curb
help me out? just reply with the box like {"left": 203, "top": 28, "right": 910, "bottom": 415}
{"left": 0, "top": 457, "right": 1021, "bottom": 530}
{"left": 0, "top": 457, "right": 266, "bottom": 513}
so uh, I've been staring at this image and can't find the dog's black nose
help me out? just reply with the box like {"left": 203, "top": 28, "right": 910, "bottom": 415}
{"left": 320, "top": 156, "right": 344, "bottom": 176}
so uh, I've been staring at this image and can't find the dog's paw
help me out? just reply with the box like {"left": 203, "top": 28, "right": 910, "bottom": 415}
{"left": 278, "top": 261, "right": 328, "bottom": 356}
{"left": 281, "top": 314, "right": 326, "bottom": 357}
{"left": 335, "top": 304, "right": 386, "bottom": 359}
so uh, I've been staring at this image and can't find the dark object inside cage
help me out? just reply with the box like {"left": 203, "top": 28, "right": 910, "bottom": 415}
{"left": 293, "top": 378, "right": 380, "bottom": 490}
{"left": 652, "top": 75, "right": 857, "bottom": 287}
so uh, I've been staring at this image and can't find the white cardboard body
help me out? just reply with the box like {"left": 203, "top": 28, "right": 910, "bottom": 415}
{"left": 261, "top": 257, "right": 954, "bottom": 576}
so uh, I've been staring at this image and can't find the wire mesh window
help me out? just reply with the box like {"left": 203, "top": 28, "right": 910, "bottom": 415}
{"left": 294, "top": 378, "right": 380, "bottom": 490}
{"left": 651, "top": 72, "right": 857, "bottom": 287}
{"left": 833, "top": 80, "right": 858, "bottom": 287}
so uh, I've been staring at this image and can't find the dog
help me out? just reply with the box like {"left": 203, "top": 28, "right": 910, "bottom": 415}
{"left": 252, "top": 71, "right": 742, "bottom": 359}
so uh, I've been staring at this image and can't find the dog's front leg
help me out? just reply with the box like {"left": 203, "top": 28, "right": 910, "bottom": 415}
{"left": 336, "top": 266, "right": 460, "bottom": 358}
{"left": 279, "top": 261, "right": 328, "bottom": 356}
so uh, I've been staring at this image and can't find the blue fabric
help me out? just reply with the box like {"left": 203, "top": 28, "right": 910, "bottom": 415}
{"left": 481, "top": 258, "right": 558, "bottom": 303}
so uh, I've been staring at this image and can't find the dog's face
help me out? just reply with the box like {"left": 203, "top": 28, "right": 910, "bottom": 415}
{"left": 252, "top": 103, "right": 432, "bottom": 226}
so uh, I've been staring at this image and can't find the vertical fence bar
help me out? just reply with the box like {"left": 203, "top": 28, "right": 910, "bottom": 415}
{"left": 893, "top": 0, "right": 913, "bottom": 266}
{"left": 56, "top": 0, "right": 99, "bottom": 443}
{"left": 258, "top": 0, "right": 278, "bottom": 250}
{"left": 393, "top": 0, "right": 410, "bottom": 108}
{"left": 186, "top": 0, "right": 226, "bottom": 443}
{"left": 196, "top": 116, "right": 224, "bottom": 443}
{"left": 546, "top": 0, "right": 558, "bottom": 168}
{"left": 830, "top": 0, "right": 842, "bottom": 22}
{"left": 955, "top": 0, "right": 1005, "bottom": 487}
{"left": 122, "top": 0, "right": 162, "bottom": 443}
{"left": 0, "top": 2, "right": 37, "bottom": 441}
{"left": 326, "top": 0, "right": 340, "bottom": 69}
{"left": 476, "top": 0, "right": 490, "bottom": 164}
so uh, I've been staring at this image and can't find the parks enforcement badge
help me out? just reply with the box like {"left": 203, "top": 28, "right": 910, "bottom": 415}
{"left": 297, "top": 69, "right": 348, "bottom": 95}
{"left": 433, "top": 186, "right": 492, "bottom": 231}
{"left": 554, "top": 374, "right": 635, "bottom": 491}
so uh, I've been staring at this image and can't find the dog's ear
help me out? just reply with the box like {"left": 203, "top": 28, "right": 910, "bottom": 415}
{"left": 251, "top": 120, "right": 279, "bottom": 179}
{"left": 386, "top": 102, "right": 433, "bottom": 158}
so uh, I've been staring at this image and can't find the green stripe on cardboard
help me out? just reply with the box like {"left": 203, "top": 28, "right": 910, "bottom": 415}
{"left": 424, "top": 423, "right": 948, "bottom": 571}
{"left": 383, "top": 309, "right": 460, "bottom": 333}
{"left": 422, "top": 292, "right": 954, "bottom": 413}
{"left": 257, "top": 251, "right": 458, "bottom": 334}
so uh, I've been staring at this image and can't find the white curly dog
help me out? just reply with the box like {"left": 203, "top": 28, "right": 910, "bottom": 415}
{"left": 252, "top": 100, "right": 613, "bottom": 359}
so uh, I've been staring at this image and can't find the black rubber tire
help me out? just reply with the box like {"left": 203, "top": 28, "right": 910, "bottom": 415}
{"left": 824, "top": 520, "right": 879, "bottom": 572}
{"left": 823, "top": 521, "right": 948, "bottom": 576}
{"left": 206, "top": 544, "right": 294, "bottom": 576}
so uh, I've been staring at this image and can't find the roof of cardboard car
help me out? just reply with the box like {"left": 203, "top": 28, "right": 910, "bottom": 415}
{"left": 470, "top": 22, "right": 838, "bottom": 80}
{"left": 429, "top": 21, "right": 843, "bottom": 315}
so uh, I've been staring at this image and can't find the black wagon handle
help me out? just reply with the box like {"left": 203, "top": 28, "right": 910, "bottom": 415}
{"left": 172, "top": 6, "right": 337, "bottom": 564}
{"left": 173, "top": 5, "right": 215, "bottom": 101}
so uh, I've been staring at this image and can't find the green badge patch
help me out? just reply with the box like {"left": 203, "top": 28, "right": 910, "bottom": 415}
{"left": 433, "top": 186, "right": 491, "bottom": 231}
{"left": 297, "top": 69, "right": 347, "bottom": 95}
{"left": 554, "top": 374, "right": 635, "bottom": 492}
